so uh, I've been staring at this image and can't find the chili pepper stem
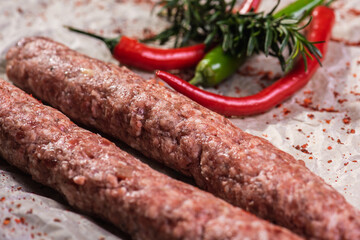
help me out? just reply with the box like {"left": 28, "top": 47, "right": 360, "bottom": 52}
{"left": 189, "top": 72, "right": 204, "bottom": 86}
{"left": 65, "top": 26, "right": 120, "bottom": 52}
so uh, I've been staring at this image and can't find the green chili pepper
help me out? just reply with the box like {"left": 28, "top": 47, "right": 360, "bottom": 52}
{"left": 191, "top": 0, "right": 325, "bottom": 87}
{"left": 189, "top": 46, "right": 246, "bottom": 87}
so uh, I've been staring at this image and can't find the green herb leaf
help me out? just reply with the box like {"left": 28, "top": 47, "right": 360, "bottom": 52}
{"left": 145, "top": 0, "right": 323, "bottom": 71}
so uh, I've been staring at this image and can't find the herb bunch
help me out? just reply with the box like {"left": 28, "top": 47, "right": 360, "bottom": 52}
{"left": 145, "top": 0, "right": 323, "bottom": 71}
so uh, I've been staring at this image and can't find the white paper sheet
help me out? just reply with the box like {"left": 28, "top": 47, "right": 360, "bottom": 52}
{"left": 0, "top": 0, "right": 359, "bottom": 239}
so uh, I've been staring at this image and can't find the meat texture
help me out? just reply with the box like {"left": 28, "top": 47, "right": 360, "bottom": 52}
{"left": 0, "top": 78, "right": 301, "bottom": 240}
{"left": 6, "top": 37, "right": 360, "bottom": 240}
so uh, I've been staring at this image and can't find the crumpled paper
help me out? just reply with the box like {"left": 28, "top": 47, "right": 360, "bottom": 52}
{"left": 0, "top": 0, "right": 359, "bottom": 239}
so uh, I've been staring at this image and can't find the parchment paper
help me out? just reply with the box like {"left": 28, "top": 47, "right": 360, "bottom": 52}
{"left": 0, "top": 0, "right": 359, "bottom": 239}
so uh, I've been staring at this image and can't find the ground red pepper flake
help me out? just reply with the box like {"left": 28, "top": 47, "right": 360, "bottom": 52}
{"left": 327, "top": 146, "right": 332, "bottom": 150}
{"left": 309, "top": 156, "right": 313, "bottom": 159}
{"left": 338, "top": 99, "right": 348, "bottom": 104}
{"left": 354, "top": 73, "right": 357, "bottom": 78}
{"left": 349, "top": 8, "right": 360, "bottom": 16}
{"left": 346, "top": 62, "right": 351, "bottom": 67}
{"left": 353, "top": 160, "right": 358, "bottom": 163}
{"left": 328, "top": 160, "right": 333, "bottom": 163}
{"left": 14, "top": 217, "right": 25, "bottom": 224}
{"left": 343, "top": 117, "right": 351, "bottom": 124}
{"left": 3, "top": 217, "right": 11, "bottom": 226}
{"left": 350, "top": 91, "right": 360, "bottom": 96}
{"left": 323, "top": 129, "right": 326, "bottom": 132}
{"left": 303, "top": 98, "right": 312, "bottom": 106}
{"left": 0, "top": 197, "right": 5, "bottom": 202}
{"left": 325, "top": 119, "right": 331, "bottom": 124}
{"left": 157, "top": 81, "right": 165, "bottom": 86}
{"left": 283, "top": 108, "right": 291, "bottom": 115}
{"left": 337, "top": 139, "right": 344, "bottom": 144}
{"left": 293, "top": 144, "right": 311, "bottom": 154}
{"left": 344, "top": 162, "right": 349, "bottom": 166}
{"left": 307, "top": 114, "right": 314, "bottom": 119}
{"left": 53, "top": 218, "right": 61, "bottom": 222}
{"left": 321, "top": 107, "right": 338, "bottom": 112}
{"left": 303, "top": 90, "right": 313, "bottom": 94}
{"left": 347, "top": 129, "right": 356, "bottom": 134}
{"left": 332, "top": 38, "right": 360, "bottom": 46}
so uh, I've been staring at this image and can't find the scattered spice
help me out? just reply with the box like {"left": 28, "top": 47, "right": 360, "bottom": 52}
{"left": 0, "top": 197, "right": 5, "bottom": 202}
{"left": 338, "top": 99, "right": 347, "bottom": 104}
{"left": 343, "top": 116, "right": 351, "bottom": 124}
{"left": 17, "top": 7, "right": 24, "bottom": 14}
{"left": 347, "top": 129, "right": 356, "bottom": 134}
{"left": 303, "top": 98, "right": 312, "bottom": 106}
{"left": 307, "top": 114, "right": 315, "bottom": 119}
{"left": 348, "top": 8, "right": 360, "bottom": 16}
{"left": 293, "top": 144, "right": 312, "bottom": 154}
{"left": 350, "top": 91, "right": 360, "bottom": 96}
{"left": 14, "top": 217, "right": 25, "bottom": 224}
{"left": 3, "top": 217, "right": 11, "bottom": 226}
{"left": 328, "top": 160, "right": 332, "bottom": 163}
{"left": 327, "top": 146, "right": 332, "bottom": 150}
{"left": 283, "top": 108, "right": 291, "bottom": 115}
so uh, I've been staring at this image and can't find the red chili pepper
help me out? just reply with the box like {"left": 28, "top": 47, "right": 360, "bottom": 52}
{"left": 66, "top": 26, "right": 206, "bottom": 71}
{"left": 237, "top": 0, "right": 262, "bottom": 14}
{"left": 156, "top": 6, "right": 335, "bottom": 116}
{"left": 113, "top": 37, "right": 206, "bottom": 71}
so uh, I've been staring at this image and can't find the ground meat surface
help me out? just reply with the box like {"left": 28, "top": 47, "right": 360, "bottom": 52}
{"left": 6, "top": 37, "right": 360, "bottom": 239}
{"left": 0, "top": 79, "right": 301, "bottom": 240}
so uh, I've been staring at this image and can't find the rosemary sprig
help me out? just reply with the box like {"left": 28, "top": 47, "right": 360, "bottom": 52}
{"left": 144, "top": 0, "right": 323, "bottom": 71}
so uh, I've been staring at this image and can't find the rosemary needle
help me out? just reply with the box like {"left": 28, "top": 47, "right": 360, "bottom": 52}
{"left": 144, "top": 0, "right": 324, "bottom": 71}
